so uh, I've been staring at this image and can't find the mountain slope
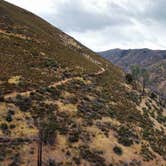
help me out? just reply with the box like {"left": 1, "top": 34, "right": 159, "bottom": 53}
{"left": 0, "top": 1, "right": 166, "bottom": 166}
{"left": 99, "top": 48, "right": 166, "bottom": 97}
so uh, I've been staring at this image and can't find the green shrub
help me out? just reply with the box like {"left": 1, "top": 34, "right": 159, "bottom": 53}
{"left": 140, "top": 144, "right": 156, "bottom": 161}
{"left": 48, "top": 159, "right": 56, "bottom": 166}
{"left": 10, "top": 124, "right": 16, "bottom": 129}
{"left": 15, "top": 95, "right": 32, "bottom": 112}
{"left": 127, "top": 91, "right": 141, "bottom": 104}
{"left": 113, "top": 146, "right": 123, "bottom": 155}
{"left": 125, "top": 73, "right": 133, "bottom": 84}
{"left": 68, "top": 130, "right": 80, "bottom": 143}
{"left": 79, "top": 146, "right": 106, "bottom": 165}
{"left": 117, "top": 126, "right": 138, "bottom": 146}
{"left": 6, "top": 113, "right": 13, "bottom": 122}
{"left": 42, "top": 120, "right": 58, "bottom": 145}
{"left": 0, "top": 123, "right": 8, "bottom": 131}
{"left": 150, "top": 92, "right": 157, "bottom": 99}
{"left": 43, "top": 58, "right": 58, "bottom": 69}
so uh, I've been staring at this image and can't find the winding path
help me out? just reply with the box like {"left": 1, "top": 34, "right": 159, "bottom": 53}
{"left": 4, "top": 60, "right": 106, "bottom": 99}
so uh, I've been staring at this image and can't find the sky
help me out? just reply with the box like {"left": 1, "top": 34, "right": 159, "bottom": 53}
{"left": 6, "top": 0, "right": 166, "bottom": 51}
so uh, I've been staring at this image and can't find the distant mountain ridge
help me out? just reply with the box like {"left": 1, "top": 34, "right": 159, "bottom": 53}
{"left": 99, "top": 48, "right": 166, "bottom": 97}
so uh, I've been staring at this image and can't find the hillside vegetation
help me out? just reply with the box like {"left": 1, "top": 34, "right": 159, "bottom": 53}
{"left": 99, "top": 48, "right": 166, "bottom": 98}
{"left": 0, "top": 1, "right": 166, "bottom": 166}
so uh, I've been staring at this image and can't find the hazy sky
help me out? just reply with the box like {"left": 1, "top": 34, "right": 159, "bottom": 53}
{"left": 6, "top": 0, "right": 166, "bottom": 51}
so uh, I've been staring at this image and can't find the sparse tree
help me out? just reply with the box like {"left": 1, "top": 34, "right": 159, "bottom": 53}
{"left": 141, "top": 68, "right": 149, "bottom": 95}
{"left": 130, "top": 65, "right": 141, "bottom": 81}
{"left": 33, "top": 104, "right": 57, "bottom": 166}
{"left": 130, "top": 64, "right": 141, "bottom": 89}
{"left": 130, "top": 65, "right": 150, "bottom": 95}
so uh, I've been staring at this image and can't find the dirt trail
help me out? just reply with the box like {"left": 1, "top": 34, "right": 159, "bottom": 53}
{"left": 1, "top": 47, "right": 107, "bottom": 145}
{"left": 95, "top": 67, "right": 105, "bottom": 75}
{"left": 2, "top": 29, "right": 106, "bottom": 99}
{"left": 4, "top": 77, "right": 81, "bottom": 99}
{"left": 4, "top": 55, "right": 106, "bottom": 99}
{"left": 5, "top": 65, "right": 105, "bottom": 99}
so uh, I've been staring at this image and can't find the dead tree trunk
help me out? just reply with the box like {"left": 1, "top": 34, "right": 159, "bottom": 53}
{"left": 37, "top": 130, "right": 43, "bottom": 166}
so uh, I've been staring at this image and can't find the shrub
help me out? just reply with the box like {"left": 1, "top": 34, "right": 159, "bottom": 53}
{"left": 10, "top": 124, "right": 16, "bottom": 129}
{"left": 125, "top": 73, "right": 133, "bottom": 84}
{"left": 47, "top": 87, "right": 61, "bottom": 100}
{"left": 48, "top": 159, "right": 56, "bottom": 166}
{"left": 0, "top": 95, "right": 4, "bottom": 102}
{"left": 43, "top": 58, "right": 58, "bottom": 69}
{"left": 127, "top": 91, "right": 141, "bottom": 104}
{"left": 68, "top": 96, "right": 78, "bottom": 104}
{"left": 79, "top": 146, "right": 106, "bottom": 165}
{"left": 15, "top": 95, "right": 32, "bottom": 112}
{"left": 157, "top": 114, "right": 166, "bottom": 124}
{"left": 68, "top": 130, "right": 80, "bottom": 143}
{"left": 118, "top": 137, "right": 133, "bottom": 147}
{"left": 73, "top": 157, "right": 81, "bottom": 165}
{"left": 113, "top": 146, "right": 123, "bottom": 155}
{"left": 0, "top": 123, "right": 8, "bottom": 131}
{"left": 150, "top": 92, "right": 157, "bottom": 99}
{"left": 42, "top": 120, "right": 58, "bottom": 145}
{"left": 8, "top": 110, "right": 15, "bottom": 115}
{"left": 0, "top": 151, "right": 6, "bottom": 161}
{"left": 117, "top": 126, "right": 138, "bottom": 146}
{"left": 9, "top": 153, "right": 20, "bottom": 166}
{"left": 6, "top": 113, "right": 13, "bottom": 122}
{"left": 140, "top": 144, "right": 156, "bottom": 161}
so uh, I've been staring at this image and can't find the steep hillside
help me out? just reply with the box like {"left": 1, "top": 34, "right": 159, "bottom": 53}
{"left": 0, "top": 1, "right": 166, "bottom": 166}
{"left": 99, "top": 48, "right": 166, "bottom": 98}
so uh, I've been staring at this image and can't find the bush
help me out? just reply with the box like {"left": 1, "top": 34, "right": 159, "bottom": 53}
{"left": 46, "top": 87, "right": 61, "bottom": 100}
{"left": 10, "top": 124, "right": 16, "bottom": 129}
{"left": 73, "top": 157, "right": 81, "bottom": 165}
{"left": 113, "top": 146, "right": 123, "bottom": 155}
{"left": 127, "top": 91, "right": 141, "bottom": 104}
{"left": 47, "top": 159, "right": 56, "bottom": 166}
{"left": 68, "top": 130, "right": 80, "bottom": 143}
{"left": 118, "top": 137, "right": 133, "bottom": 147}
{"left": 79, "top": 146, "right": 106, "bottom": 165}
{"left": 0, "top": 123, "right": 8, "bottom": 131}
{"left": 68, "top": 96, "right": 78, "bottom": 104}
{"left": 9, "top": 153, "right": 20, "bottom": 166}
{"left": 117, "top": 126, "right": 138, "bottom": 146}
{"left": 0, "top": 95, "right": 4, "bottom": 102}
{"left": 150, "top": 92, "right": 157, "bottom": 99}
{"left": 140, "top": 144, "right": 156, "bottom": 161}
{"left": 8, "top": 110, "right": 15, "bottom": 115}
{"left": 6, "top": 113, "right": 13, "bottom": 122}
{"left": 125, "top": 73, "right": 133, "bottom": 84}
{"left": 15, "top": 95, "right": 32, "bottom": 112}
{"left": 43, "top": 58, "right": 58, "bottom": 69}
{"left": 0, "top": 151, "right": 6, "bottom": 161}
{"left": 42, "top": 120, "right": 58, "bottom": 145}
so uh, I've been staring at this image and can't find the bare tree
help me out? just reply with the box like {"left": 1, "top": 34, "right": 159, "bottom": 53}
{"left": 38, "top": 129, "right": 43, "bottom": 166}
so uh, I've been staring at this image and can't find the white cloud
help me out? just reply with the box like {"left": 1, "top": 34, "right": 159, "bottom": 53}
{"left": 6, "top": 0, "right": 62, "bottom": 14}
{"left": 5, "top": 0, "right": 166, "bottom": 51}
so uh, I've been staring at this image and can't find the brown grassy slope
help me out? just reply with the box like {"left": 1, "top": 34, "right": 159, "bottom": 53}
{"left": 0, "top": 0, "right": 120, "bottom": 87}
{"left": 0, "top": 1, "right": 166, "bottom": 166}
